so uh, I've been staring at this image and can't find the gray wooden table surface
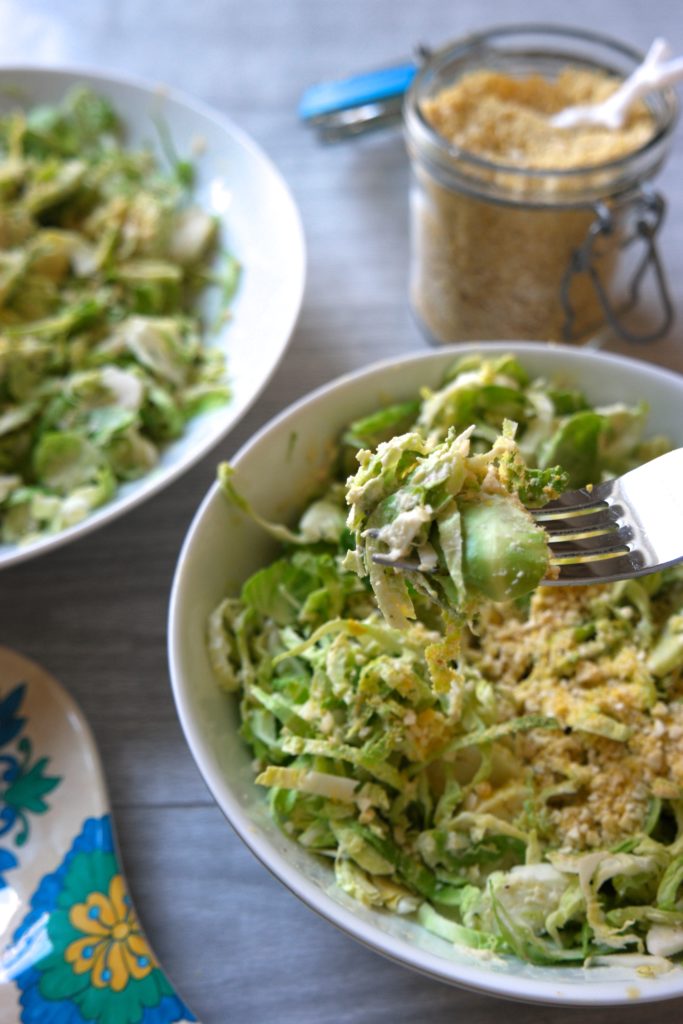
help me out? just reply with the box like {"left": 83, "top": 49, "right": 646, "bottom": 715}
{"left": 2, "top": 1, "right": 683, "bottom": 1021}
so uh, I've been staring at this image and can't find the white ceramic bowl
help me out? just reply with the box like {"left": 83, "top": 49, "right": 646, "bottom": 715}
{"left": 168, "top": 342, "right": 683, "bottom": 1006}
{"left": 0, "top": 66, "right": 305, "bottom": 569}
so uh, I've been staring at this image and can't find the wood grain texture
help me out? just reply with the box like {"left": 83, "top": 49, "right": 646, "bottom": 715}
{"left": 1, "top": 1, "right": 683, "bottom": 1020}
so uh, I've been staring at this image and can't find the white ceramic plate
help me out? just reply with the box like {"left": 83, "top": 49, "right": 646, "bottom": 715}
{"left": 0, "top": 66, "right": 305, "bottom": 569}
{"left": 168, "top": 342, "right": 683, "bottom": 1007}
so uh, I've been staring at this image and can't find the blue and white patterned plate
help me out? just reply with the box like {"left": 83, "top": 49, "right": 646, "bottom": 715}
{"left": 0, "top": 646, "right": 196, "bottom": 1024}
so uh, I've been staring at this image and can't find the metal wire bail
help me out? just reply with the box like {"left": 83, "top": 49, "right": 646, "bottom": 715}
{"left": 561, "top": 186, "right": 674, "bottom": 344}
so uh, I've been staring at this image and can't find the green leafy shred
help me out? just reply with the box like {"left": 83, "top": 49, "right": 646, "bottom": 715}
{"left": 344, "top": 422, "right": 560, "bottom": 626}
{"left": 207, "top": 352, "right": 683, "bottom": 968}
{"left": 0, "top": 86, "right": 236, "bottom": 545}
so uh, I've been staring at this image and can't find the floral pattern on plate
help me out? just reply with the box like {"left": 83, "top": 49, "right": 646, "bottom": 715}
{"left": 0, "top": 682, "right": 61, "bottom": 889}
{"left": 0, "top": 667, "right": 195, "bottom": 1024}
{"left": 12, "top": 815, "right": 196, "bottom": 1024}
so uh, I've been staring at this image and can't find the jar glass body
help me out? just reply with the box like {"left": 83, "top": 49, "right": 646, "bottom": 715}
{"left": 404, "top": 26, "right": 678, "bottom": 345}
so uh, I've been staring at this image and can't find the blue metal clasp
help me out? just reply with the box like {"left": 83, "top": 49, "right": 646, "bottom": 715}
{"left": 299, "top": 58, "right": 421, "bottom": 141}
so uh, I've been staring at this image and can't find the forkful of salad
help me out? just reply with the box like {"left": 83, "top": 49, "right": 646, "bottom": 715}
{"left": 343, "top": 421, "right": 683, "bottom": 629}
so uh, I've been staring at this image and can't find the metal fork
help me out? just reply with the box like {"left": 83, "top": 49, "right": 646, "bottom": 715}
{"left": 369, "top": 449, "right": 683, "bottom": 585}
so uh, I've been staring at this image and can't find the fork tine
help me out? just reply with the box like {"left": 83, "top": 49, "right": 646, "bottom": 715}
{"left": 530, "top": 476, "right": 616, "bottom": 508}
{"left": 547, "top": 523, "right": 632, "bottom": 554}
{"left": 370, "top": 553, "right": 425, "bottom": 571}
{"left": 547, "top": 522, "right": 620, "bottom": 542}
{"left": 528, "top": 475, "right": 618, "bottom": 518}
{"left": 544, "top": 550, "right": 646, "bottom": 584}
{"left": 534, "top": 507, "right": 620, "bottom": 531}
{"left": 550, "top": 541, "right": 631, "bottom": 564}
{"left": 530, "top": 500, "right": 611, "bottom": 523}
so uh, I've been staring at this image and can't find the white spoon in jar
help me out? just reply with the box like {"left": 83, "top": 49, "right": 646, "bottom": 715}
{"left": 0, "top": 646, "right": 199, "bottom": 1024}
{"left": 551, "top": 37, "right": 683, "bottom": 130}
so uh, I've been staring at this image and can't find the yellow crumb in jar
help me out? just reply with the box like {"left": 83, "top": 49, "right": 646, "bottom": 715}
{"left": 422, "top": 68, "right": 654, "bottom": 170}
{"left": 409, "top": 66, "right": 659, "bottom": 345}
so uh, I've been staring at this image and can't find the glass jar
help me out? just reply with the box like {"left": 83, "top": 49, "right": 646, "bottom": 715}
{"left": 403, "top": 25, "right": 679, "bottom": 345}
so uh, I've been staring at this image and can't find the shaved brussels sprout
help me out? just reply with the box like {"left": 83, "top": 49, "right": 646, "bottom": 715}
{"left": 208, "top": 353, "right": 683, "bottom": 968}
{"left": 345, "top": 424, "right": 557, "bottom": 621}
{"left": 0, "top": 86, "right": 236, "bottom": 545}
{"left": 460, "top": 494, "right": 550, "bottom": 602}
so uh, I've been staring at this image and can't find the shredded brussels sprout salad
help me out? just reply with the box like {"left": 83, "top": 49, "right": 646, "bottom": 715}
{"left": 344, "top": 419, "right": 564, "bottom": 628}
{"left": 209, "top": 354, "right": 683, "bottom": 970}
{"left": 0, "top": 86, "right": 236, "bottom": 544}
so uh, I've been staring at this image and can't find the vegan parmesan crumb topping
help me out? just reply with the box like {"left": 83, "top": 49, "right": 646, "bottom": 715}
{"left": 468, "top": 585, "right": 683, "bottom": 850}
{"left": 211, "top": 354, "right": 683, "bottom": 965}
{"left": 408, "top": 66, "right": 667, "bottom": 344}
{"left": 421, "top": 68, "right": 655, "bottom": 170}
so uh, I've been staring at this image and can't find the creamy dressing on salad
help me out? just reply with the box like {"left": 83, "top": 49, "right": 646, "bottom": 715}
{"left": 210, "top": 354, "right": 683, "bottom": 969}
